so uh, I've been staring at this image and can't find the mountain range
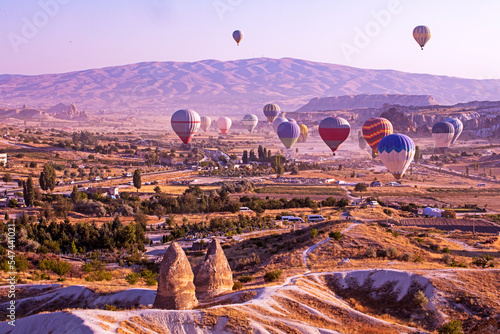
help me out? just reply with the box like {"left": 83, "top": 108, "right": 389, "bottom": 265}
{"left": 1, "top": 58, "right": 500, "bottom": 115}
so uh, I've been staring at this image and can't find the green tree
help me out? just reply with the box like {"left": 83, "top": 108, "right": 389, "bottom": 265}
{"left": 23, "top": 176, "right": 35, "bottom": 207}
{"left": 271, "top": 154, "right": 284, "bottom": 177}
{"left": 466, "top": 166, "right": 469, "bottom": 176}
{"left": 437, "top": 319, "right": 463, "bottom": 334}
{"left": 414, "top": 146, "right": 421, "bottom": 164}
{"left": 39, "top": 163, "right": 56, "bottom": 192}
{"left": 242, "top": 150, "right": 248, "bottom": 164}
{"left": 71, "top": 241, "right": 78, "bottom": 255}
{"left": 133, "top": 169, "right": 142, "bottom": 192}
{"left": 354, "top": 182, "right": 368, "bottom": 199}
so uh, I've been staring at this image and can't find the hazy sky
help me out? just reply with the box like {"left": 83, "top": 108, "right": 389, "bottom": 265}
{"left": 1, "top": 0, "right": 499, "bottom": 79}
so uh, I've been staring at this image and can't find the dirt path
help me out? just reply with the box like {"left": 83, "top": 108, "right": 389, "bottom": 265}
{"left": 302, "top": 222, "right": 358, "bottom": 272}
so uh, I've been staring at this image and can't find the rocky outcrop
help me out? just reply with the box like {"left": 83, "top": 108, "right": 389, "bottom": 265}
{"left": 296, "top": 94, "right": 438, "bottom": 113}
{"left": 153, "top": 242, "right": 198, "bottom": 310}
{"left": 193, "top": 239, "right": 233, "bottom": 299}
{"left": 47, "top": 102, "right": 89, "bottom": 120}
{"left": 379, "top": 107, "right": 415, "bottom": 132}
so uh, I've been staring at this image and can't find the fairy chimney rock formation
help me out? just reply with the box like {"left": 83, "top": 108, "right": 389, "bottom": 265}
{"left": 153, "top": 242, "right": 198, "bottom": 310}
{"left": 193, "top": 239, "right": 233, "bottom": 299}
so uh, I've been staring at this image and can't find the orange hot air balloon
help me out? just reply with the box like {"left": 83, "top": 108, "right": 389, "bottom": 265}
{"left": 413, "top": 25, "right": 431, "bottom": 50}
{"left": 362, "top": 117, "right": 393, "bottom": 155}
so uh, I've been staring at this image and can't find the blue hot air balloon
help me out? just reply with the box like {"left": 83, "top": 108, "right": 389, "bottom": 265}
{"left": 444, "top": 118, "right": 463, "bottom": 144}
{"left": 277, "top": 122, "right": 300, "bottom": 149}
{"left": 377, "top": 134, "right": 415, "bottom": 180}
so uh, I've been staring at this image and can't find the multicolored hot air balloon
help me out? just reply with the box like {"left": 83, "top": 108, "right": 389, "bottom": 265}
{"left": 318, "top": 117, "right": 351, "bottom": 155}
{"left": 298, "top": 124, "right": 308, "bottom": 143}
{"left": 171, "top": 109, "right": 201, "bottom": 145}
{"left": 217, "top": 117, "right": 232, "bottom": 135}
{"left": 272, "top": 117, "right": 288, "bottom": 132}
{"left": 242, "top": 114, "right": 258, "bottom": 133}
{"left": 362, "top": 117, "right": 394, "bottom": 155}
{"left": 444, "top": 118, "right": 463, "bottom": 144}
{"left": 377, "top": 134, "right": 415, "bottom": 180}
{"left": 432, "top": 122, "right": 455, "bottom": 151}
{"left": 233, "top": 30, "right": 243, "bottom": 46}
{"left": 263, "top": 104, "right": 280, "bottom": 123}
{"left": 288, "top": 118, "right": 297, "bottom": 123}
{"left": 277, "top": 122, "right": 300, "bottom": 149}
{"left": 200, "top": 116, "right": 211, "bottom": 132}
{"left": 413, "top": 25, "right": 431, "bottom": 50}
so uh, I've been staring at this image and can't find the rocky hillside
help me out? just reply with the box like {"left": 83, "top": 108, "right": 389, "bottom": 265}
{"left": 2, "top": 58, "right": 500, "bottom": 114}
{"left": 295, "top": 94, "right": 438, "bottom": 113}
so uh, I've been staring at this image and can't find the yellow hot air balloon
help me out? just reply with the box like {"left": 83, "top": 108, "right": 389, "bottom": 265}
{"left": 298, "top": 124, "right": 308, "bottom": 143}
{"left": 413, "top": 25, "right": 431, "bottom": 50}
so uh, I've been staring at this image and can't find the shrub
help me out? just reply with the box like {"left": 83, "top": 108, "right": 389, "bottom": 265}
{"left": 264, "top": 269, "right": 283, "bottom": 282}
{"left": 232, "top": 282, "right": 244, "bottom": 290}
{"left": 471, "top": 255, "right": 495, "bottom": 268}
{"left": 365, "top": 247, "right": 377, "bottom": 258}
{"left": 238, "top": 275, "right": 255, "bottom": 283}
{"left": 387, "top": 247, "right": 399, "bottom": 259}
{"left": 429, "top": 243, "right": 441, "bottom": 252}
{"left": 125, "top": 272, "right": 140, "bottom": 285}
{"left": 309, "top": 229, "right": 318, "bottom": 238}
{"left": 437, "top": 319, "right": 463, "bottom": 334}
{"left": 105, "top": 304, "right": 118, "bottom": 311}
{"left": 441, "top": 254, "right": 452, "bottom": 264}
{"left": 329, "top": 231, "right": 342, "bottom": 241}
{"left": 442, "top": 247, "right": 451, "bottom": 254}
{"left": 51, "top": 260, "right": 71, "bottom": 277}
{"left": 414, "top": 290, "right": 428, "bottom": 309}
{"left": 401, "top": 252, "right": 412, "bottom": 262}
{"left": 413, "top": 253, "right": 424, "bottom": 263}
{"left": 376, "top": 248, "right": 388, "bottom": 258}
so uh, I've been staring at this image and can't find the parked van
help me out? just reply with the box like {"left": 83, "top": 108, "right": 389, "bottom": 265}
{"left": 307, "top": 215, "right": 326, "bottom": 222}
{"left": 281, "top": 216, "right": 305, "bottom": 223}
{"left": 239, "top": 207, "right": 252, "bottom": 212}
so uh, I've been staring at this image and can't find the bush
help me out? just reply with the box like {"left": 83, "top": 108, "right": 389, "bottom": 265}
{"left": 442, "top": 247, "right": 451, "bottom": 254}
{"left": 429, "top": 243, "right": 441, "bottom": 252}
{"left": 413, "top": 253, "right": 424, "bottom": 263}
{"left": 401, "top": 252, "right": 412, "bottom": 262}
{"left": 264, "top": 269, "right": 283, "bottom": 282}
{"left": 414, "top": 290, "right": 428, "bottom": 309}
{"left": 105, "top": 304, "right": 118, "bottom": 311}
{"left": 387, "top": 247, "right": 399, "bottom": 259}
{"left": 309, "top": 229, "right": 318, "bottom": 238}
{"left": 437, "top": 319, "right": 463, "bottom": 334}
{"left": 365, "top": 247, "right": 377, "bottom": 258}
{"left": 125, "top": 272, "right": 140, "bottom": 285}
{"left": 376, "top": 248, "right": 388, "bottom": 258}
{"left": 329, "top": 231, "right": 342, "bottom": 241}
{"left": 471, "top": 255, "right": 495, "bottom": 268}
{"left": 232, "top": 282, "right": 244, "bottom": 290}
{"left": 441, "top": 254, "right": 452, "bottom": 264}
{"left": 238, "top": 275, "right": 255, "bottom": 283}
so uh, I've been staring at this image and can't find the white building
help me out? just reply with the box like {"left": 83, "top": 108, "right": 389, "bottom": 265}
{"left": 0, "top": 154, "right": 6, "bottom": 165}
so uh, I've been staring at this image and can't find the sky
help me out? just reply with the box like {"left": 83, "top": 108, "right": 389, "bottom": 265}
{"left": 0, "top": 0, "right": 499, "bottom": 79}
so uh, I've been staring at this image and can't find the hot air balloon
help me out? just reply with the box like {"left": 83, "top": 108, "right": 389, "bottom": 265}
{"left": 171, "top": 109, "right": 201, "bottom": 145}
{"left": 272, "top": 117, "right": 288, "bottom": 132}
{"left": 277, "top": 122, "right": 300, "bottom": 149}
{"left": 200, "top": 116, "right": 211, "bottom": 132}
{"left": 432, "top": 122, "right": 454, "bottom": 151}
{"left": 444, "top": 118, "right": 463, "bottom": 144}
{"left": 288, "top": 118, "right": 297, "bottom": 123}
{"left": 263, "top": 104, "right": 280, "bottom": 123}
{"left": 377, "top": 134, "right": 415, "bottom": 180}
{"left": 318, "top": 117, "right": 351, "bottom": 155}
{"left": 413, "top": 25, "right": 431, "bottom": 50}
{"left": 242, "top": 114, "right": 258, "bottom": 133}
{"left": 362, "top": 117, "right": 394, "bottom": 155}
{"left": 298, "top": 124, "right": 308, "bottom": 143}
{"left": 217, "top": 116, "right": 232, "bottom": 135}
{"left": 233, "top": 30, "right": 243, "bottom": 46}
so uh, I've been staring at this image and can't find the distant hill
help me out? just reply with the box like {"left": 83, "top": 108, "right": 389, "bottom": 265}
{"left": 2, "top": 58, "right": 500, "bottom": 114}
{"left": 295, "top": 94, "right": 438, "bottom": 113}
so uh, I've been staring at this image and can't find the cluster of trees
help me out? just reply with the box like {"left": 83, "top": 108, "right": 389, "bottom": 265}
{"left": 5, "top": 212, "right": 148, "bottom": 254}
{"left": 242, "top": 145, "right": 273, "bottom": 164}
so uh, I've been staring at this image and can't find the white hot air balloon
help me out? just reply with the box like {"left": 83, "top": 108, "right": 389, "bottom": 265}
{"left": 272, "top": 117, "right": 288, "bottom": 132}
{"left": 242, "top": 114, "right": 258, "bottom": 133}
{"left": 200, "top": 116, "right": 211, "bottom": 132}
{"left": 217, "top": 116, "right": 232, "bottom": 135}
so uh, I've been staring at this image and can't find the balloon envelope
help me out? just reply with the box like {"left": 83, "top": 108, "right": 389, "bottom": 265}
{"left": 217, "top": 116, "right": 232, "bottom": 135}
{"left": 272, "top": 117, "right": 288, "bottom": 132}
{"left": 233, "top": 30, "right": 243, "bottom": 45}
{"left": 413, "top": 25, "right": 431, "bottom": 50}
{"left": 298, "top": 124, "right": 308, "bottom": 143}
{"left": 200, "top": 116, "right": 211, "bottom": 132}
{"left": 318, "top": 117, "right": 351, "bottom": 154}
{"left": 277, "top": 122, "right": 300, "bottom": 149}
{"left": 288, "top": 118, "right": 297, "bottom": 123}
{"left": 444, "top": 118, "right": 463, "bottom": 144}
{"left": 362, "top": 117, "right": 394, "bottom": 155}
{"left": 242, "top": 114, "right": 258, "bottom": 133}
{"left": 378, "top": 134, "right": 415, "bottom": 180}
{"left": 171, "top": 109, "right": 201, "bottom": 145}
{"left": 263, "top": 104, "right": 280, "bottom": 123}
{"left": 432, "top": 122, "right": 455, "bottom": 148}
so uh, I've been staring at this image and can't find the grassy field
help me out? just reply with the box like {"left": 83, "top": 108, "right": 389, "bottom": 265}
{"left": 255, "top": 185, "right": 346, "bottom": 196}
